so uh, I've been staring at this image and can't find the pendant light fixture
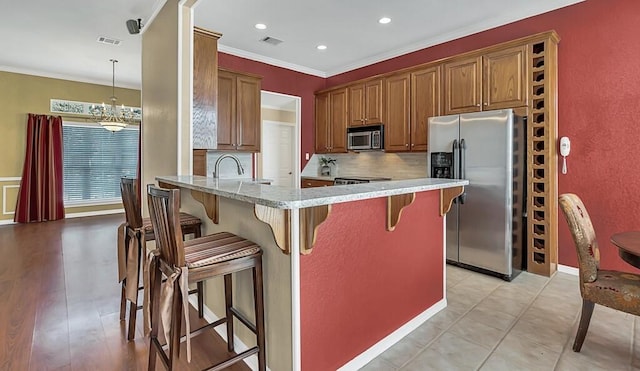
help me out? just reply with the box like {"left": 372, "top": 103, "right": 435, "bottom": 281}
{"left": 89, "top": 59, "right": 134, "bottom": 132}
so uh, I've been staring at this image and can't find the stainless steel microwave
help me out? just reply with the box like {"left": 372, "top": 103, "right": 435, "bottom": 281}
{"left": 347, "top": 125, "right": 384, "bottom": 151}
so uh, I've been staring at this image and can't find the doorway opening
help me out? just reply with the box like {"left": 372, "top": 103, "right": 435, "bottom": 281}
{"left": 257, "top": 91, "right": 301, "bottom": 188}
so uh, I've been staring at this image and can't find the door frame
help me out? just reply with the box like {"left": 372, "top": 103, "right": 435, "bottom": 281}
{"left": 257, "top": 91, "right": 301, "bottom": 187}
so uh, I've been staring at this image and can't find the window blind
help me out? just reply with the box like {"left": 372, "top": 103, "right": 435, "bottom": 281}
{"left": 62, "top": 123, "right": 139, "bottom": 205}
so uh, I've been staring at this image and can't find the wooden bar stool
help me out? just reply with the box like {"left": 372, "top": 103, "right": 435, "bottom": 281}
{"left": 119, "top": 177, "right": 205, "bottom": 341}
{"left": 146, "top": 185, "right": 266, "bottom": 371}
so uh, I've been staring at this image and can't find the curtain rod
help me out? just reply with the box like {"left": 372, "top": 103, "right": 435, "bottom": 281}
{"left": 40, "top": 114, "right": 141, "bottom": 125}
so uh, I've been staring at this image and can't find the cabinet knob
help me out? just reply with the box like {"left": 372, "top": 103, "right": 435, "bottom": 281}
{"left": 405, "top": 143, "right": 409, "bottom": 147}
{"left": 476, "top": 104, "right": 481, "bottom": 107}
{"left": 483, "top": 102, "right": 488, "bottom": 106}
{"left": 364, "top": 118, "right": 368, "bottom": 121}
{"left": 411, "top": 143, "right": 415, "bottom": 147}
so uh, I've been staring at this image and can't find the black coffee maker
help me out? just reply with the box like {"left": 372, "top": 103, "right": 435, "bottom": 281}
{"left": 430, "top": 152, "right": 453, "bottom": 179}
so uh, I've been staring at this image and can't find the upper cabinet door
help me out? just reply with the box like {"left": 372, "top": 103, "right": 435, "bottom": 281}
{"left": 483, "top": 45, "right": 528, "bottom": 110}
{"left": 443, "top": 56, "right": 482, "bottom": 115}
{"left": 348, "top": 84, "right": 365, "bottom": 126}
{"left": 217, "top": 69, "right": 236, "bottom": 150}
{"left": 384, "top": 73, "right": 411, "bottom": 152}
{"left": 329, "top": 88, "right": 348, "bottom": 153}
{"left": 411, "top": 66, "right": 441, "bottom": 152}
{"left": 192, "top": 29, "right": 219, "bottom": 149}
{"left": 364, "top": 79, "right": 383, "bottom": 125}
{"left": 236, "top": 74, "right": 261, "bottom": 152}
{"left": 315, "top": 92, "right": 330, "bottom": 154}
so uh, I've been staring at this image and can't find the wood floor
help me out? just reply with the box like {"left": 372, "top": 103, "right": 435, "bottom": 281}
{"left": 0, "top": 214, "right": 250, "bottom": 371}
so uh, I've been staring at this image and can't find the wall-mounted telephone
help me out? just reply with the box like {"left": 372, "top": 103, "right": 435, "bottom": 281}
{"left": 560, "top": 137, "right": 571, "bottom": 174}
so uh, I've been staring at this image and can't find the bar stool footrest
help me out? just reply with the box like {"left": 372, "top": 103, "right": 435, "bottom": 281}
{"left": 230, "top": 307, "right": 257, "bottom": 334}
{"left": 205, "top": 347, "right": 259, "bottom": 371}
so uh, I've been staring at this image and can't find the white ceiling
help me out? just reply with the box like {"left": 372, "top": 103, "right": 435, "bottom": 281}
{"left": 0, "top": 0, "right": 583, "bottom": 91}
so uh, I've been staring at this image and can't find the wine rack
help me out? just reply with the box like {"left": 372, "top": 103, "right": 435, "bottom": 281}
{"left": 526, "top": 34, "right": 559, "bottom": 276}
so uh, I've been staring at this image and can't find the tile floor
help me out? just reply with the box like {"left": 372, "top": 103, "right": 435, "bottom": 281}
{"left": 362, "top": 265, "right": 640, "bottom": 371}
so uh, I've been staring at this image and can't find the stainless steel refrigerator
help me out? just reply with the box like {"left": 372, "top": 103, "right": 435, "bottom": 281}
{"left": 428, "top": 109, "right": 526, "bottom": 280}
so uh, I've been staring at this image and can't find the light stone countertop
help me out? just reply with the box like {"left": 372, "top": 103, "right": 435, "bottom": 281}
{"left": 157, "top": 175, "right": 468, "bottom": 210}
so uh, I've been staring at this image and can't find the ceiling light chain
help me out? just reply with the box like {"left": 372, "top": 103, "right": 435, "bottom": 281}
{"left": 89, "top": 59, "right": 134, "bottom": 132}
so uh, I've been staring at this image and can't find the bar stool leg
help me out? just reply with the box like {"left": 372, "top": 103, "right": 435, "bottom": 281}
{"left": 224, "top": 273, "right": 234, "bottom": 352}
{"left": 120, "top": 233, "right": 129, "bottom": 321}
{"left": 127, "top": 240, "right": 142, "bottom": 341}
{"left": 254, "top": 257, "right": 266, "bottom": 371}
{"left": 148, "top": 258, "right": 162, "bottom": 371}
{"left": 169, "top": 282, "right": 183, "bottom": 369}
{"left": 120, "top": 280, "right": 127, "bottom": 321}
{"left": 197, "top": 281, "right": 204, "bottom": 318}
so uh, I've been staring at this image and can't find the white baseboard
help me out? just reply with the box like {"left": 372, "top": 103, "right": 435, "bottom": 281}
{"left": 337, "top": 298, "right": 448, "bottom": 371}
{"left": 65, "top": 208, "right": 124, "bottom": 219}
{"left": 0, "top": 208, "right": 124, "bottom": 225}
{"left": 187, "top": 295, "right": 270, "bottom": 371}
{"left": 558, "top": 264, "right": 579, "bottom": 276}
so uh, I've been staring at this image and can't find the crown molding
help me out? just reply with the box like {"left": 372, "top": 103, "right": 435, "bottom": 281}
{"left": 218, "top": 45, "right": 327, "bottom": 78}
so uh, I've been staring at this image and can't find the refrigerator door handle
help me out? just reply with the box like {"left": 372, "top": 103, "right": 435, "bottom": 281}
{"left": 459, "top": 138, "right": 466, "bottom": 204}
{"left": 452, "top": 139, "right": 459, "bottom": 179}
{"left": 460, "top": 138, "right": 466, "bottom": 179}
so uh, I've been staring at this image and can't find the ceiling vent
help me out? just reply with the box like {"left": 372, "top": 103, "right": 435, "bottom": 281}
{"left": 260, "top": 36, "right": 283, "bottom": 46}
{"left": 97, "top": 36, "right": 122, "bottom": 46}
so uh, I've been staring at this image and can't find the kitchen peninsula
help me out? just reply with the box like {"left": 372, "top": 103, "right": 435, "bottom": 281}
{"left": 156, "top": 175, "right": 467, "bottom": 371}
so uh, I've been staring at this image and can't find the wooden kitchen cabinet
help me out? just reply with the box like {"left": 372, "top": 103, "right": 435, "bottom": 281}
{"left": 385, "top": 66, "right": 440, "bottom": 152}
{"left": 348, "top": 78, "right": 383, "bottom": 126}
{"left": 442, "top": 56, "right": 482, "bottom": 114}
{"left": 443, "top": 45, "right": 527, "bottom": 114}
{"left": 483, "top": 45, "right": 528, "bottom": 110}
{"left": 301, "top": 177, "right": 333, "bottom": 188}
{"left": 315, "top": 88, "right": 348, "bottom": 153}
{"left": 217, "top": 68, "right": 262, "bottom": 152}
{"left": 411, "top": 65, "right": 441, "bottom": 151}
{"left": 384, "top": 72, "right": 411, "bottom": 151}
{"left": 193, "top": 27, "right": 221, "bottom": 149}
{"left": 193, "top": 149, "right": 207, "bottom": 176}
{"left": 315, "top": 92, "right": 329, "bottom": 153}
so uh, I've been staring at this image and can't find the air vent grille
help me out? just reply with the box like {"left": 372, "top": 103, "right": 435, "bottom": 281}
{"left": 97, "top": 36, "right": 122, "bottom": 46}
{"left": 260, "top": 36, "right": 283, "bottom": 46}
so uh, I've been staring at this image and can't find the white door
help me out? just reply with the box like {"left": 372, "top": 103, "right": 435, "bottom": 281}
{"left": 262, "top": 121, "right": 295, "bottom": 186}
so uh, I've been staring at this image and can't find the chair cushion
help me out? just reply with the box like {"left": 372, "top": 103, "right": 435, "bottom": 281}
{"left": 583, "top": 270, "right": 640, "bottom": 316}
{"left": 184, "top": 232, "right": 261, "bottom": 268}
{"left": 142, "top": 212, "right": 202, "bottom": 233}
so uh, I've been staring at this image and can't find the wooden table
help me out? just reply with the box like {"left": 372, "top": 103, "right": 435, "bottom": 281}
{"left": 611, "top": 231, "right": 640, "bottom": 269}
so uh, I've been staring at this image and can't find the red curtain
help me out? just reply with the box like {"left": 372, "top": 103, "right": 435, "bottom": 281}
{"left": 14, "top": 114, "right": 65, "bottom": 223}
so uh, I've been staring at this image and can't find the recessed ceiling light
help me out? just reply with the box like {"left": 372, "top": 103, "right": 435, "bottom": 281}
{"left": 255, "top": 23, "right": 267, "bottom": 30}
{"left": 317, "top": 45, "right": 327, "bottom": 50}
{"left": 379, "top": 17, "right": 391, "bottom": 24}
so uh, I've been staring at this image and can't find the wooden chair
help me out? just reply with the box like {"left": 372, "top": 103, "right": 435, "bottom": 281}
{"left": 559, "top": 193, "right": 640, "bottom": 352}
{"left": 119, "top": 177, "right": 204, "bottom": 341}
{"left": 146, "top": 185, "right": 266, "bottom": 371}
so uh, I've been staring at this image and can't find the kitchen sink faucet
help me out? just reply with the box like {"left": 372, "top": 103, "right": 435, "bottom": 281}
{"left": 213, "top": 154, "right": 245, "bottom": 178}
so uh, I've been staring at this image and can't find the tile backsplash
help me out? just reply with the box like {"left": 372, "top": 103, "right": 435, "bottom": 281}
{"left": 302, "top": 152, "right": 428, "bottom": 180}
{"left": 206, "top": 151, "right": 253, "bottom": 179}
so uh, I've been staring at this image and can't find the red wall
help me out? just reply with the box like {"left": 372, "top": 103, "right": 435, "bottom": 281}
{"left": 222, "top": 0, "right": 640, "bottom": 271}
{"left": 300, "top": 191, "right": 444, "bottom": 370}
{"left": 217, "top": 54, "right": 325, "bottom": 170}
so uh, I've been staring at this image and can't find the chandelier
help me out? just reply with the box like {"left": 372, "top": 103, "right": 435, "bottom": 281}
{"left": 89, "top": 59, "right": 134, "bottom": 132}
